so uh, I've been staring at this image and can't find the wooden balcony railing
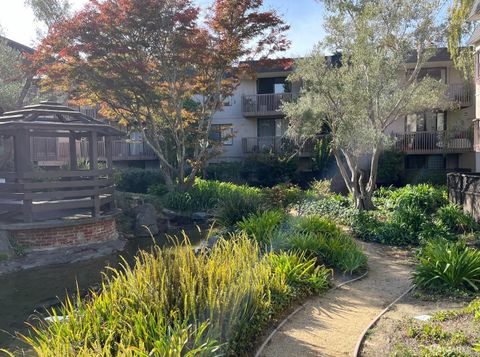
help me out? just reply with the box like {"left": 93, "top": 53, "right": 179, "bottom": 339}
{"left": 393, "top": 130, "right": 473, "bottom": 154}
{"left": 242, "top": 136, "right": 314, "bottom": 156}
{"left": 242, "top": 93, "right": 295, "bottom": 117}
{"left": 31, "top": 138, "right": 157, "bottom": 164}
{"left": 447, "top": 84, "right": 471, "bottom": 107}
{"left": 0, "top": 169, "right": 114, "bottom": 222}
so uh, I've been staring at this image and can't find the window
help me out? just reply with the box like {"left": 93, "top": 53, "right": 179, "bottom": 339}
{"left": 416, "top": 67, "right": 447, "bottom": 83}
{"left": 257, "top": 77, "right": 291, "bottom": 94}
{"left": 406, "top": 113, "right": 425, "bottom": 132}
{"left": 406, "top": 155, "right": 445, "bottom": 170}
{"left": 210, "top": 124, "right": 233, "bottom": 145}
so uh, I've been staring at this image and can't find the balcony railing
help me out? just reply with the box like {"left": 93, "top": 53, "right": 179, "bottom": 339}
{"left": 392, "top": 130, "right": 473, "bottom": 154}
{"left": 31, "top": 138, "right": 157, "bottom": 164}
{"left": 447, "top": 84, "right": 471, "bottom": 107}
{"left": 242, "top": 136, "right": 314, "bottom": 156}
{"left": 242, "top": 93, "right": 294, "bottom": 117}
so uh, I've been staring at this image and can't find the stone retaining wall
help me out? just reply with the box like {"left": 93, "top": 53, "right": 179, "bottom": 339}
{"left": 447, "top": 172, "right": 480, "bottom": 221}
{"left": 5, "top": 216, "right": 118, "bottom": 251}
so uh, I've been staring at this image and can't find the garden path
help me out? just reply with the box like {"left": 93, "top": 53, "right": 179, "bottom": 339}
{"left": 259, "top": 241, "right": 414, "bottom": 357}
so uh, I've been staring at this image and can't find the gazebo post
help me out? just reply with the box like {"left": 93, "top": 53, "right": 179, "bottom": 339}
{"left": 69, "top": 132, "right": 77, "bottom": 170}
{"left": 14, "top": 129, "right": 33, "bottom": 222}
{"left": 104, "top": 135, "right": 114, "bottom": 211}
{"left": 88, "top": 131, "right": 100, "bottom": 217}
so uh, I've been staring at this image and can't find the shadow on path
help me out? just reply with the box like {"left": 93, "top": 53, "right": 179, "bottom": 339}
{"left": 260, "top": 242, "right": 414, "bottom": 357}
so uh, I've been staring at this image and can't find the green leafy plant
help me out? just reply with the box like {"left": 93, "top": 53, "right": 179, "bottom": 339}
{"left": 114, "top": 169, "right": 165, "bottom": 194}
{"left": 267, "top": 251, "right": 331, "bottom": 293}
{"left": 286, "top": 216, "right": 367, "bottom": 274}
{"left": 216, "top": 192, "right": 263, "bottom": 227}
{"left": 262, "top": 184, "right": 305, "bottom": 209}
{"left": 294, "top": 215, "right": 343, "bottom": 239}
{"left": 237, "top": 210, "right": 285, "bottom": 244}
{"left": 414, "top": 240, "right": 480, "bottom": 293}
{"left": 435, "top": 204, "right": 478, "bottom": 234}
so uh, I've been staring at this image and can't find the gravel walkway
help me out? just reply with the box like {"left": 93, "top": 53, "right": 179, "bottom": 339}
{"left": 259, "top": 242, "right": 414, "bottom": 357}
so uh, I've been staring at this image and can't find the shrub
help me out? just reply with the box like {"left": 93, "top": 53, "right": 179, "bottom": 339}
{"left": 237, "top": 210, "right": 286, "bottom": 244}
{"left": 295, "top": 195, "right": 357, "bottom": 224}
{"left": 377, "top": 150, "right": 404, "bottom": 185}
{"left": 267, "top": 251, "right": 331, "bottom": 294}
{"left": 286, "top": 216, "right": 367, "bottom": 274}
{"left": 294, "top": 215, "right": 343, "bottom": 239}
{"left": 435, "top": 204, "right": 478, "bottom": 234}
{"left": 216, "top": 192, "right": 263, "bottom": 227}
{"left": 390, "top": 184, "right": 448, "bottom": 215}
{"left": 413, "top": 240, "right": 480, "bottom": 293}
{"left": 310, "top": 179, "right": 333, "bottom": 197}
{"left": 114, "top": 169, "right": 165, "bottom": 193}
{"left": 20, "top": 236, "right": 331, "bottom": 356}
{"left": 157, "top": 179, "right": 261, "bottom": 213}
{"left": 241, "top": 153, "right": 298, "bottom": 187}
{"left": 262, "top": 184, "right": 305, "bottom": 209}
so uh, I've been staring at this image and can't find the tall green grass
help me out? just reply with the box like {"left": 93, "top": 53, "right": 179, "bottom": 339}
{"left": 19, "top": 235, "right": 330, "bottom": 356}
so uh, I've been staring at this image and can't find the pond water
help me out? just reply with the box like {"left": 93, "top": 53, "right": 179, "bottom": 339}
{"left": 0, "top": 226, "right": 207, "bottom": 351}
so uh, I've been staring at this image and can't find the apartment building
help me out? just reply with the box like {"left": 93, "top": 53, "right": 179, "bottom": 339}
{"left": 5, "top": 33, "right": 478, "bottom": 179}
{"left": 211, "top": 51, "right": 478, "bottom": 180}
{"left": 209, "top": 60, "right": 303, "bottom": 162}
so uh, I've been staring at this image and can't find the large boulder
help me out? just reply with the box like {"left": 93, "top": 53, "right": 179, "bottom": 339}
{"left": 134, "top": 204, "right": 159, "bottom": 237}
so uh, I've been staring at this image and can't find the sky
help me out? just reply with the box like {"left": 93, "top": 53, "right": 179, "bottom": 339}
{"left": 0, "top": 0, "right": 326, "bottom": 57}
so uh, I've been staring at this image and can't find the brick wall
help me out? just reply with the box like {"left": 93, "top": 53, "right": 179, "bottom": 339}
{"left": 9, "top": 218, "right": 118, "bottom": 250}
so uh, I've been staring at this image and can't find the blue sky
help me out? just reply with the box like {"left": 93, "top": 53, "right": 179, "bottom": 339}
{"left": 0, "top": 0, "right": 326, "bottom": 57}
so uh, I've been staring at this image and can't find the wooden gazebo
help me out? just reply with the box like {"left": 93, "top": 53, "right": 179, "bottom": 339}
{"left": 0, "top": 102, "right": 124, "bottom": 223}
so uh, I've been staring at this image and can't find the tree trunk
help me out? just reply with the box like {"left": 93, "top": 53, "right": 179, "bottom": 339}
{"left": 332, "top": 149, "right": 376, "bottom": 211}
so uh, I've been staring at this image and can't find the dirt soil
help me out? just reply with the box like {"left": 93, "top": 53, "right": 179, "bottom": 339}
{"left": 259, "top": 242, "right": 414, "bottom": 357}
{"left": 361, "top": 294, "right": 472, "bottom": 356}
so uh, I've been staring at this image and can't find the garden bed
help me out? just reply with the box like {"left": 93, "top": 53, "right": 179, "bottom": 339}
{"left": 362, "top": 293, "right": 477, "bottom": 356}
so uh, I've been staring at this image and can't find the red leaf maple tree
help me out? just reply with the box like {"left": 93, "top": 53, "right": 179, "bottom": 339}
{"left": 32, "top": 0, "right": 290, "bottom": 191}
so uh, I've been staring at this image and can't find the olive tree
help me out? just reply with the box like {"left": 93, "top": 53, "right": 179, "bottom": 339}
{"left": 285, "top": 0, "right": 450, "bottom": 210}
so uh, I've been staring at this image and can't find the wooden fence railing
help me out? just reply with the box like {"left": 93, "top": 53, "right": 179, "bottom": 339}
{"left": 30, "top": 138, "right": 157, "bottom": 163}
{"left": 0, "top": 169, "right": 114, "bottom": 222}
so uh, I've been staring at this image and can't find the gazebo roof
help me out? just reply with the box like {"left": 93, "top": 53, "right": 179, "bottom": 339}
{"left": 0, "top": 101, "right": 124, "bottom": 136}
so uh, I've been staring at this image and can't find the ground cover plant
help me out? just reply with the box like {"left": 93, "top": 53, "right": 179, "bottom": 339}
{"left": 12, "top": 236, "right": 331, "bottom": 356}
{"left": 384, "top": 299, "right": 480, "bottom": 356}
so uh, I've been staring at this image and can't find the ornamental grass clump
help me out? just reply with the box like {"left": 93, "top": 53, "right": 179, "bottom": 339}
{"left": 19, "top": 235, "right": 330, "bottom": 356}
{"left": 285, "top": 216, "right": 367, "bottom": 274}
{"left": 237, "top": 210, "right": 286, "bottom": 244}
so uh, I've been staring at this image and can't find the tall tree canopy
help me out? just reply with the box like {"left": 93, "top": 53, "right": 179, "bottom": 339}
{"left": 448, "top": 0, "right": 475, "bottom": 78}
{"left": 33, "top": 0, "right": 289, "bottom": 191}
{"left": 25, "top": 0, "right": 71, "bottom": 34}
{"left": 285, "top": 0, "right": 449, "bottom": 210}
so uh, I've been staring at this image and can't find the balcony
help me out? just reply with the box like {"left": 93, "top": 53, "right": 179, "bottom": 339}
{"left": 447, "top": 84, "right": 471, "bottom": 107}
{"left": 392, "top": 130, "right": 473, "bottom": 154}
{"left": 241, "top": 93, "right": 295, "bottom": 117}
{"left": 242, "top": 136, "right": 315, "bottom": 156}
